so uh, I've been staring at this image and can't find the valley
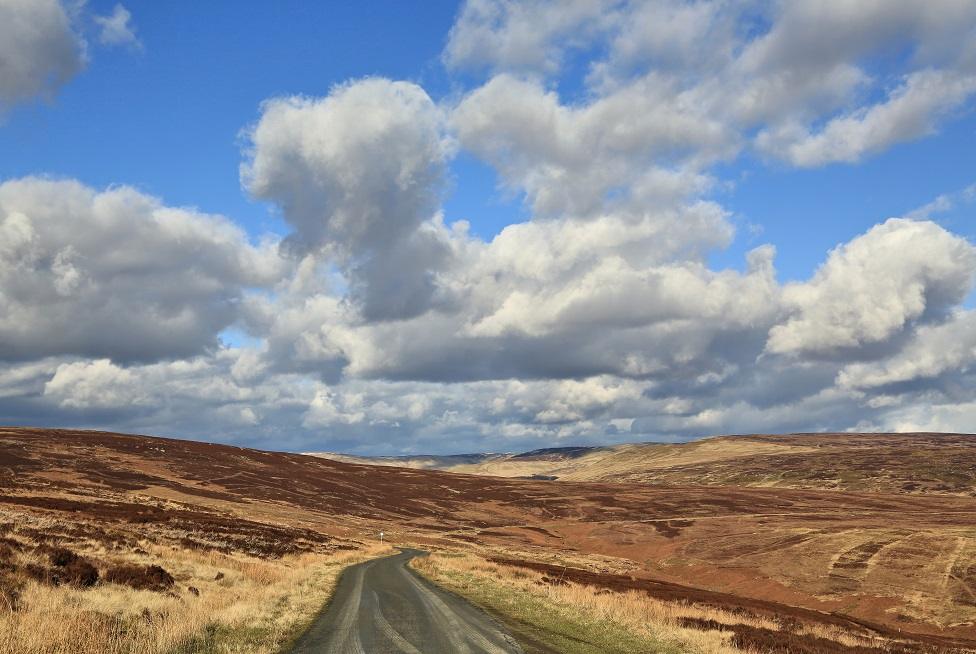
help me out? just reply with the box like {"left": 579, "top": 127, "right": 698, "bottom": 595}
{"left": 1, "top": 428, "right": 975, "bottom": 652}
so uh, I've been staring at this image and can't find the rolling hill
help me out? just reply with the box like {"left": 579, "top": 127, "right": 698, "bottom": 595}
{"left": 310, "top": 432, "right": 976, "bottom": 495}
{"left": 3, "top": 427, "right": 976, "bottom": 652}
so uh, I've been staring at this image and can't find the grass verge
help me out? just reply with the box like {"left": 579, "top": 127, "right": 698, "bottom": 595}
{"left": 411, "top": 551, "right": 693, "bottom": 654}
{"left": 411, "top": 551, "right": 956, "bottom": 654}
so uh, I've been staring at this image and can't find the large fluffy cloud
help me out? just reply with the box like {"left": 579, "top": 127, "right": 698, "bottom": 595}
{"left": 838, "top": 311, "right": 976, "bottom": 391}
{"left": 767, "top": 219, "right": 976, "bottom": 357}
{"left": 0, "top": 178, "right": 284, "bottom": 362}
{"left": 0, "top": 1, "right": 146, "bottom": 113}
{"left": 232, "top": 0, "right": 976, "bottom": 446}
{"left": 448, "top": 0, "right": 976, "bottom": 169}
{"left": 3, "top": 1, "right": 976, "bottom": 452}
{"left": 758, "top": 70, "right": 976, "bottom": 167}
{"left": 737, "top": 0, "right": 976, "bottom": 163}
{"left": 244, "top": 156, "right": 776, "bottom": 385}
{"left": 0, "top": 0, "right": 84, "bottom": 110}
{"left": 453, "top": 74, "right": 730, "bottom": 217}
{"left": 243, "top": 79, "right": 454, "bottom": 320}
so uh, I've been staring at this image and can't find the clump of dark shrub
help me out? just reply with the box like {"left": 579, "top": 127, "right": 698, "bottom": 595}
{"left": 61, "top": 558, "right": 99, "bottom": 587}
{"left": 104, "top": 564, "right": 174, "bottom": 592}
{"left": 25, "top": 551, "right": 99, "bottom": 588}
{"left": 49, "top": 547, "right": 99, "bottom": 587}
{"left": 48, "top": 547, "right": 77, "bottom": 567}
{"left": 21, "top": 546, "right": 99, "bottom": 588}
{"left": 727, "top": 625, "right": 919, "bottom": 654}
{"left": 676, "top": 617, "right": 733, "bottom": 632}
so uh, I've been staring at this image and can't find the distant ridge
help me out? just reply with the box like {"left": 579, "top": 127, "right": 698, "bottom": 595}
{"left": 510, "top": 446, "right": 600, "bottom": 459}
{"left": 307, "top": 432, "right": 976, "bottom": 494}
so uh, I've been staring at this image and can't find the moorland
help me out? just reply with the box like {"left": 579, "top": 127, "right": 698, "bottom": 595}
{"left": 1, "top": 427, "right": 975, "bottom": 653}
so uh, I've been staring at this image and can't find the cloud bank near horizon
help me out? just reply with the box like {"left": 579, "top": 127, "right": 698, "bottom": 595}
{"left": 2, "top": 0, "right": 976, "bottom": 453}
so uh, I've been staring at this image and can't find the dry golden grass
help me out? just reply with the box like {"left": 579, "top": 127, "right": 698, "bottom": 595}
{"left": 413, "top": 551, "right": 734, "bottom": 653}
{"left": 412, "top": 551, "right": 916, "bottom": 654}
{"left": 0, "top": 533, "right": 391, "bottom": 654}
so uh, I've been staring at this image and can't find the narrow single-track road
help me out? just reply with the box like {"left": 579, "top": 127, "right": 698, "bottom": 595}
{"left": 290, "top": 548, "right": 524, "bottom": 654}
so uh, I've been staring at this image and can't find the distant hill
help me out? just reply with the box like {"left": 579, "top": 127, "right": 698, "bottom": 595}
{"left": 305, "top": 451, "right": 508, "bottom": 470}
{"left": 309, "top": 432, "right": 976, "bottom": 495}
{"left": 305, "top": 444, "right": 611, "bottom": 479}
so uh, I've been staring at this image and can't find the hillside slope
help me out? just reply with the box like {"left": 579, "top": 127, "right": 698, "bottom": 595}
{"left": 312, "top": 432, "right": 976, "bottom": 495}
{"left": 556, "top": 433, "right": 976, "bottom": 494}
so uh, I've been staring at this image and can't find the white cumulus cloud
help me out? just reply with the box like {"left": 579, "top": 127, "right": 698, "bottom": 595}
{"left": 244, "top": 78, "right": 455, "bottom": 320}
{"left": 767, "top": 219, "right": 976, "bottom": 357}
{"left": 0, "top": 0, "right": 84, "bottom": 110}
{"left": 4, "top": 1, "right": 976, "bottom": 453}
{"left": 0, "top": 178, "right": 286, "bottom": 363}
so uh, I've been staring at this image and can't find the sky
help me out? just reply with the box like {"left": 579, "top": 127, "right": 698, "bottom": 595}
{"left": 1, "top": 0, "right": 975, "bottom": 454}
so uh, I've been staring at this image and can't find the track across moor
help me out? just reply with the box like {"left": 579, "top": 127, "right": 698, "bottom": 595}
{"left": 289, "top": 549, "right": 524, "bottom": 654}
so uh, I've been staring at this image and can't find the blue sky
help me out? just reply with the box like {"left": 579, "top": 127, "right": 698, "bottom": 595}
{"left": 712, "top": 117, "right": 976, "bottom": 281}
{"left": 4, "top": 1, "right": 972, "bottom": 285}
{"left": 1, "top": 1, "right": 975, "bottom": 453}
{"left": 1, "top": 1, "right": 458, "bottom": 237}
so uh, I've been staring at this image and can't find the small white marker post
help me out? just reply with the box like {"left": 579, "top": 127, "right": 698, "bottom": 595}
{"left": 379, "top": 531, "right": 384, "bottom": 543}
